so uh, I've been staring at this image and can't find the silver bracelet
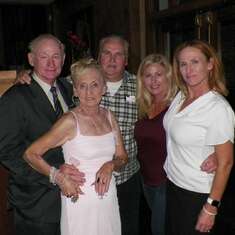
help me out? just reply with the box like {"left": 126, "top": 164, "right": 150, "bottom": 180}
{"left": 203, "top": 206, "right": 217, "bottom": 216}
{"left": 49, "top": 166, "right": 59, "bottom": 185}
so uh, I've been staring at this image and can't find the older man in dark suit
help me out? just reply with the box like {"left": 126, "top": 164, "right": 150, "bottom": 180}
{"left": 0, "top": 34, "right": 84, "bottom": 235}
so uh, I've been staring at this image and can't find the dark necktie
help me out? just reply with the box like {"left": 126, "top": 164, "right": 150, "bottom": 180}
{"left": 50, "top": 86, "right": 63, "bottom": 118}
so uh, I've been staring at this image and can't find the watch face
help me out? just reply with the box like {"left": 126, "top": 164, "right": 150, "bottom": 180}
{"left": 211, "top": 200, "right": 220, "bottom": 207}
{"left": 207, "top": 197, "right": 221, "bottom": 208}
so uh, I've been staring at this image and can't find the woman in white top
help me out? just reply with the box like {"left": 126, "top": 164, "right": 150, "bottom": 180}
{"left": 164, "top": 40, "right": 235, "bottom": 235}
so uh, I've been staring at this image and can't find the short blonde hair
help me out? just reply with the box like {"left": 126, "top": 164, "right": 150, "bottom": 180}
{"left": 173, "top": 40, "right": 228, "bottom": 97}
{"left": 70, "top": 58, "right": 105, "bottom": 85}
{"left": 136, "top": 54, "right": 177, "bottom": 118}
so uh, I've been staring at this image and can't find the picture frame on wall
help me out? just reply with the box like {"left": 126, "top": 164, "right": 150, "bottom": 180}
{"left": 158, "top": 0, "right": 168, "bottom": 10}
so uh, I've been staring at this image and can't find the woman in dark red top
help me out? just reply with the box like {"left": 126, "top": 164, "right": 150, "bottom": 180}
{"left": 134, "top": 54, "right": 177, "bottom": 235}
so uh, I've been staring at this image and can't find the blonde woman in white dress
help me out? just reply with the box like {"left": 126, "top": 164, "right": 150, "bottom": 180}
{"left": 24, "top": 58, "right": 127, "bottom": 235}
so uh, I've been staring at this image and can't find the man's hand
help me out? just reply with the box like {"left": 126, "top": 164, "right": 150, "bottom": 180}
{"left": 14, "top": 70, "right": 31, "bottom": 84}
{"left": 200, "top": 153, "right": 217, "bottom": 173}
{"left": 59, "top": 163, "right": 85, "bottom": 186}
{"left": 55, "top": 171, "right": 83, "bottom": 199}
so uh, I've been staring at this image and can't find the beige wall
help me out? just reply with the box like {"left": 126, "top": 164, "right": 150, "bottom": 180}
{"left": 0, "top": 70, "right": 16, "bottom": 95}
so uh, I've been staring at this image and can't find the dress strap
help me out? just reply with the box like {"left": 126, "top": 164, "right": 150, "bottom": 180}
{"left": 69, "top": 110, "right": 80, "bottom": 134}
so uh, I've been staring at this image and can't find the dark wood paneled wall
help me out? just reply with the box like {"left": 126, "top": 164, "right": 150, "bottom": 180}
{"left": 53, "top": 0, "right": 143, "bottom": 74}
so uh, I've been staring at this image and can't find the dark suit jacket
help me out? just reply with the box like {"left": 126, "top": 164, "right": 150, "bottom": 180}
{"left": 0, "top": 77, "right": 74, "bottom": 223}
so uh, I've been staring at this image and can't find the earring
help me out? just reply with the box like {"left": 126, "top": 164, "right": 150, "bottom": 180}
{"left": 72, "top": 95, "right": 79, "bottom": 105}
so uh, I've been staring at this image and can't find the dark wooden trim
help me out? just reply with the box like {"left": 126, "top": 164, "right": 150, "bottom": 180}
{"left": 145, "top": 0, "right": 157, "bottom": 55}
{"left": 217, "top": 3, "right": 235, "bottom": 20}
{"left": 154, "top": 0, "right": 227, "bottom": 20}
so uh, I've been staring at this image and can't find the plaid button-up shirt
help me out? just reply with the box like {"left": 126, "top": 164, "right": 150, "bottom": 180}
{"left": 100, "top": 71, "right": 140, "bottom": 185}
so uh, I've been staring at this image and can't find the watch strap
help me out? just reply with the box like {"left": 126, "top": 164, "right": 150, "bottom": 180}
{"left": 207, "top": 197, "right": 221, "bottom": 208}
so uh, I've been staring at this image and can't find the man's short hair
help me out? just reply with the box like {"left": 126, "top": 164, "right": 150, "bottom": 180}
{"left": 98, "top": 35, "right": 129, "bottom": 59}
{"left": 28, "top": 34, "right": 65, "bottom": 54}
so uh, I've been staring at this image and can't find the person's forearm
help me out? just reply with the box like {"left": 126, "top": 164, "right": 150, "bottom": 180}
{"left": 23, "top": 151, "right": 51, "bottom": 177}
{"left": 209, "top": 160, "right": 233, "bottom": 201}
{"left": 209, "top": 142, "right": 234, "bottom": 201}
{"left": 203, "top": 159, "right": 233, "bottom": 216}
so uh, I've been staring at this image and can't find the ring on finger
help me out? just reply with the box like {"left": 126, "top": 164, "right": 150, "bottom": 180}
{"left": 71, "top": 196, "right": 78, "bottom": 203}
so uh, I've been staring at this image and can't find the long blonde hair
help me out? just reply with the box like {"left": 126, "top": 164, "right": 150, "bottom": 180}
{"left": 173, "top": 40, "right": 228, "bottom": 97}
{"left": 136, "top": 54, "right": 177, "bottom": 119}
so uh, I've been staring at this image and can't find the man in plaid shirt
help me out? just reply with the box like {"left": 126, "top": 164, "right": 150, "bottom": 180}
{"left": 98, "top": 35, "right": 141, "bottom": 235}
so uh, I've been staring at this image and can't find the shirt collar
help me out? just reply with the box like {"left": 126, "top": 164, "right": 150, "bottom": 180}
{"left": 32, "top": 73, "right": 58, "bottom": 96}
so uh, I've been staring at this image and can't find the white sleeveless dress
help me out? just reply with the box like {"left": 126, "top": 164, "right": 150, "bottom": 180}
{"left": 61, "top": 111, "right": 121, "bottom": 235}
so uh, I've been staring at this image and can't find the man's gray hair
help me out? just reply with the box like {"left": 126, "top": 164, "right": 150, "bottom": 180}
{"left": 98, "top": 35, "right": 129, "bottom": 58}
{"left": 28, "top": 34, "right": 65, "bottom": 54}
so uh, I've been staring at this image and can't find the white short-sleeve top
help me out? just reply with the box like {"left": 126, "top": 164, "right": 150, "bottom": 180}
{"left": 163, "top": 91, "right": 235, "bottom": 193}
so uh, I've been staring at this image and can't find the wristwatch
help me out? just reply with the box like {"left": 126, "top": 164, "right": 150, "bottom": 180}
{"left": 207, "top": 197, "right": 221, "bottom": 208}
